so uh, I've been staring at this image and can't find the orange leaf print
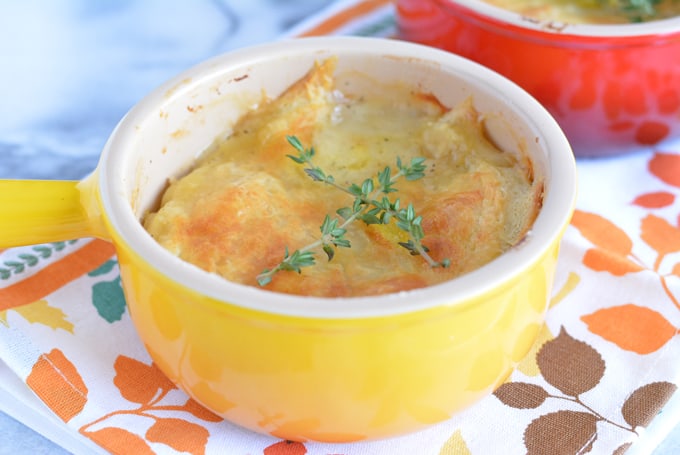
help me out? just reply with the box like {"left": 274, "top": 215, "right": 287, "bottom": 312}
{"left": 649, "top": 152, "right": 680, "bottom": 188}
{"left": 582, "top": 248, "right": 644, "bottom": 276}
{"left": 146, "top": 417, "right": 210, "bottom": 455}
{"left": 182, "top": 398, "right": 223, "bottom": 423}
{"left": 632, "top": 191, "right": 675, "bottom": 209}
{"left": 26, "top": 349, "right": 88, "bottom": 422}
{"left": 571, "top": 210, "right": 633, "bottom": 256}
{"left": 623, "top": 84, "right": 648, "bottom": 116}
{"left": 581, "top": 304, "right": 677, "bottom": 354}
{"left": 635, "top": 121, "right": 669, "bottom": 145}
{"left": 0, "top": 239, "right": 115, "bottom": 312}
{"left": 86, "top": 427, "right": 154, "bottom": 455}
{"left": 113, "top": 356, "right": 176, "bottom": 405}
{"left": 297, "top": 0, "right": 391, "bottom": 37}
{"left": 673, "top": 262, "right": 680, "bottom": 278}
{"left": 264, "top": 440, "right": 308, "bottom": 455}
{"left": 641, "top": 214, "right": 680, "bottom": 256}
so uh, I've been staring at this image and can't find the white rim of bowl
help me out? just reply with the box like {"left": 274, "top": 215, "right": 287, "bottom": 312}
{"left": 101, "top": 36, "right": 577, "bottom": 319}
{"left": 441, "top": 0, "right": 680, "bottom": 38}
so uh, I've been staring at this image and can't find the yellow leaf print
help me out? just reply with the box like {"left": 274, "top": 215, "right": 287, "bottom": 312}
{"left": 440, "top": 429, "right": 471, "bottom": 455}
{"left": 13, "top": 300, "right": 74, "bottom": 333}
{"left": 550, "top": 271, "right": 580, "bottom": 309}
{"left": 509, "top": 271, "right": 577, "bottom": 376}
{"left": 516, "top": 325, "right": 554, "bottom": 377}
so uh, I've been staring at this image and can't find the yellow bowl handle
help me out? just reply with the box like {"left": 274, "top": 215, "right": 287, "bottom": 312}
{"left": 0, "top": 173, "right": 109, "bottom": 248}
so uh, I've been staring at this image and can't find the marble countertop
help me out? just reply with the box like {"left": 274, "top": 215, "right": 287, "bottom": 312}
{"left": 1, "top": 1, "right": 680, "bottom": 454}
{"left": 0, "top": 0, "right": 335, "bottom": 181}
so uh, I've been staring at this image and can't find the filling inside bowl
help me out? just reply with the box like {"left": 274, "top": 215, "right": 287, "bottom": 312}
{"left": 143, "top": 57, "right": 543, "bottom": 297}
{"left": 481, "top": 0, "right": 680, "bottom": 23}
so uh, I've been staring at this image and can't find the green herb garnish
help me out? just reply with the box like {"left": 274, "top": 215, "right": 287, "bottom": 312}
{"left": 256, "top": 135, "right": 450, "bottom": 287}
{"left": 598, "top": 0, "right": 664, "bottom": 21}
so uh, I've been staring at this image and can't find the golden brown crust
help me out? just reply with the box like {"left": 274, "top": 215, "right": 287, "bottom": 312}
{"left": 482, "top": 0, "right": 680, "bottom": 24}
{"left": 144, "top": 58, "right": 543, "bottom": 297}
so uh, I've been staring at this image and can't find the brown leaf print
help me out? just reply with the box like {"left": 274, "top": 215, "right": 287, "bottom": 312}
{"left": 622, "top": 382, "right": 678, "bottom": 429}
{"left": 536, "top": 327, "right": 605, "bottom": 396}
{"left": 27, "top": 349, "right": 88, "bottom": 423}
{"left": 113, "top": 355, "right": 176, "bottom": 405}
{"left": 146, "top": 417, "right": 210, "bottom": 455}
{"left": 524, "top": 410, "right": 599, "bottom": 455}
{"left": 641, "top": 214, "right": 680, "bottom": 256}
{"left": 613, "top": 442, "right": 633, "bottom": 454}
{"left": 649, "top": 152, "right": 680, "bottom": 188}
{"left": 502, "top": 330, "right": 674, "bottom": 454}
{"left": 494, "top": 382, "right": 549, "bottom": 409}
{"left": 581, "top": 304, "right": 677, "bottom": 354}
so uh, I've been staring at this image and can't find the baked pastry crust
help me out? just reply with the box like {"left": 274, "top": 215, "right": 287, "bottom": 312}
{"left": 481, "top": 0, "right": 680, "bottom": 24}
{"left": 144, "top": 58, "right": 542, "bottom": 297}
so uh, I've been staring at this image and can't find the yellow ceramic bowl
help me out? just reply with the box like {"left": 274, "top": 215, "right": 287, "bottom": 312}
{"left": 0, "top": 37, "right": 576, "bottom": 442}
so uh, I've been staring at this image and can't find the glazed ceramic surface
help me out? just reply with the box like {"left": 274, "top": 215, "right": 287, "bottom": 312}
{"left": 0, "top": 37, "right": 576, "bottom": 441}
{"left": 396, "top": 0, "right": 680, "bottom": 157}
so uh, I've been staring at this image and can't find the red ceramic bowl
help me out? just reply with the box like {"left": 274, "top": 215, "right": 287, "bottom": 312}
{"left": 396, "top": 0, "right": 680, "bottom": 157}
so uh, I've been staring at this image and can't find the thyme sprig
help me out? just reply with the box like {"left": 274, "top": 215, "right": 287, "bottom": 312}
{"left": 256, "top": 135, "right": 449, "bottom": 287}
{"left": 596, "top": 0, "right": 664, "bottom": 21}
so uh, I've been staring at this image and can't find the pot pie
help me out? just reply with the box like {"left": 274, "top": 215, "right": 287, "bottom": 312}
{"left": 143, "top": 58, "right": 543, "bottom": 297}
{"left": 482, "top": 0, "right": 680, "bottom": 24}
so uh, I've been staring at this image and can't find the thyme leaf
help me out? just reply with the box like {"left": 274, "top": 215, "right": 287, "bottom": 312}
{"left": 596, "top": 0, "right": 665, "bottom": 21}
{"left": 256, "top": 135, "right": 449, "bottom": 287}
